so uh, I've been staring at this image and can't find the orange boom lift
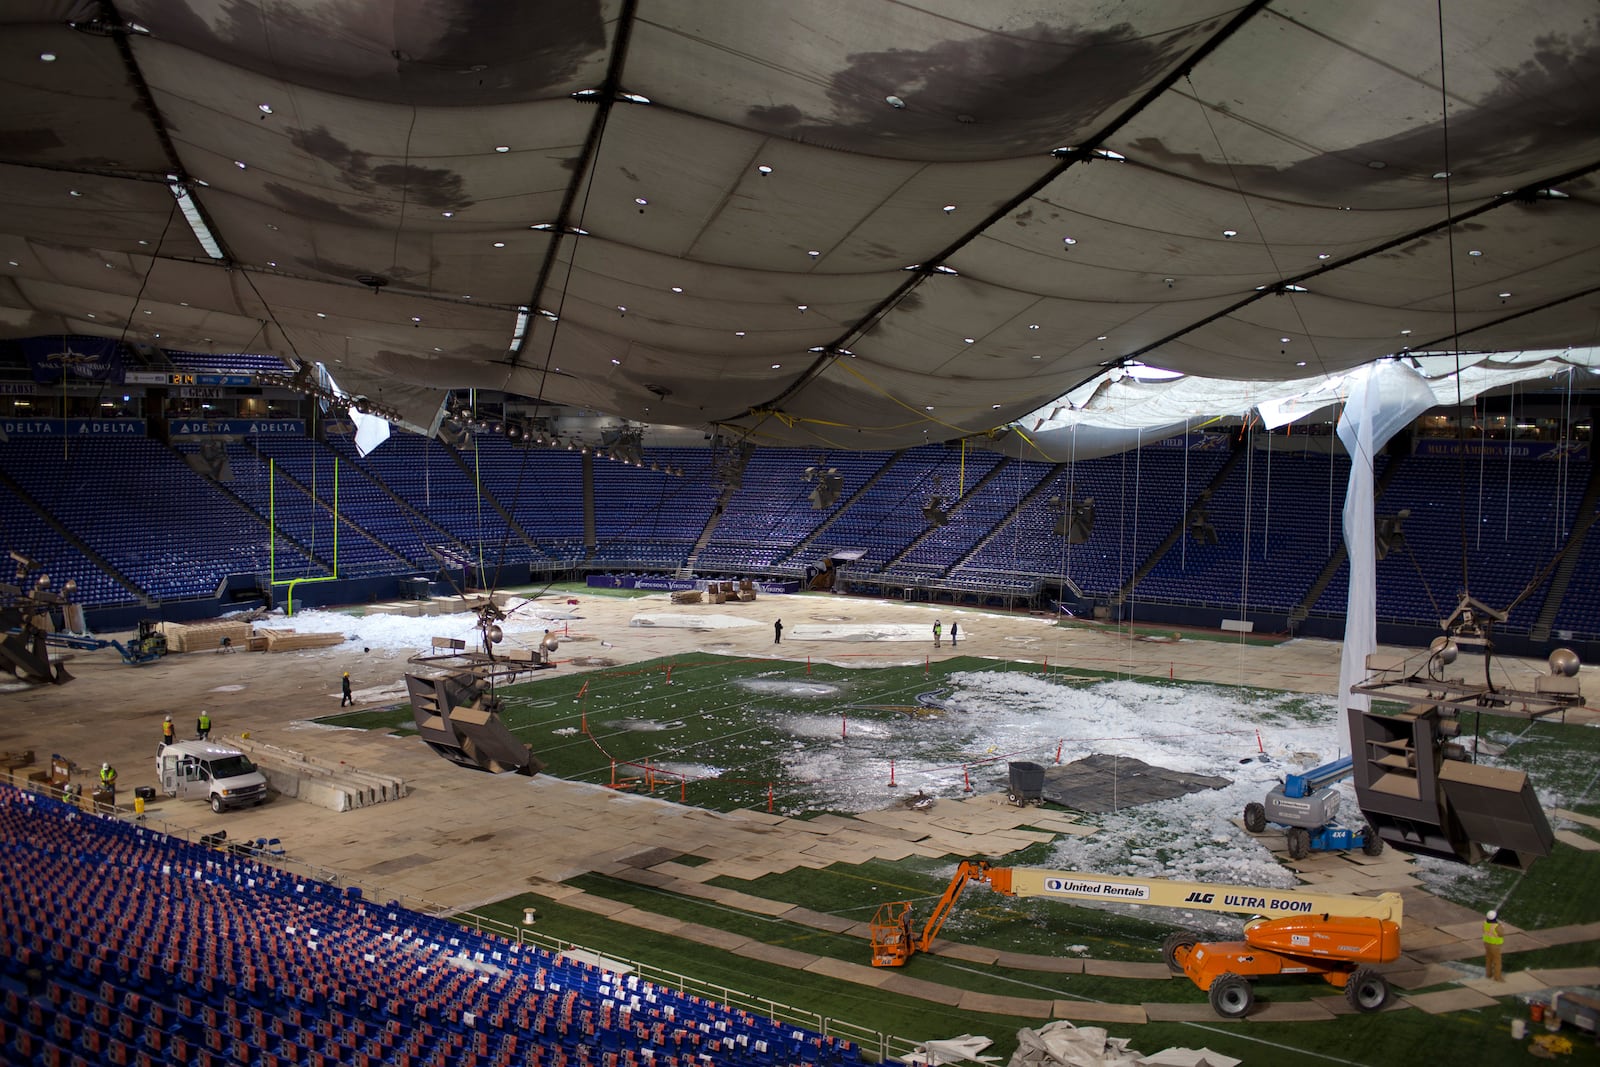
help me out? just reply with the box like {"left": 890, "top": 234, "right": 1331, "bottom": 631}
{"left": 870, "top": 859, "right": 1403, "bottom": 1018}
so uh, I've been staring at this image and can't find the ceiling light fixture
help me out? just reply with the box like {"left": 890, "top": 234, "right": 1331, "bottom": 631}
{"left": 885, "top": 95, "right": 906, "bottom": 109}
{"left": 257, "top": 103, "right": 273, "bottom": 115}
{"left": 670, "top": 286, "right": 683, "bottom": 293}
{"left": 634, "top": 197, "right": 648, "bottom": 206}
{"left": 167, "top": 179, "right": 224, "bottom": 259}
{"left": 618, "top": 91, "right": 651, "bottom": 104}
{"left": 807, "top": 250, "right": 820, "bottom": 257}
{"left": 1091, "top": 148, "right": 1126, "bottom": 161}
{"left": 1468, "top": 249, "right": 1483, "bottom": 256}
{"left": 943, "top": 204, "right": 956, "bottom": 214}
{"left": 1317, "top": 252, "right": 1331, "bottom": 260}
{"left": 492, "top": 241, "right": 505, "bottom": 248}
{"left": 39, "top": 52, "right": 56, "bottom": 62}
{"left": 234, "top": 160, "right": 247, "bottom": 169}
{"left": 757, "top": 164, "right": 773, "bottom": 176}
{"left": 508, "top": 307, "right": 530, "bottom": 351}
{"left": 494, "top": 145, "right": 509, "bottom": 153}
{"left": 1221, "top": 229, "right": 1238, "bottom": 239}
{"left": 1062, "top": 236, "right": 1077, "bottom": 246}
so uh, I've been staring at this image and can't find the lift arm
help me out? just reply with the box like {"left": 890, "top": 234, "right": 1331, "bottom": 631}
{"left": 871, "top": 860, "right": 1402, "bottom": 968}
{"left": 1282, "top": 755, "right": 1354, "bottom": 799}
{"left": 988, "top": 865, "right": 1402, "bottom": 927}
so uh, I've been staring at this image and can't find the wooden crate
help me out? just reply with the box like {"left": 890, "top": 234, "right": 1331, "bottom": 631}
{"left": 256, "top": 627, "right": 346, "bottom": 653}
{"left": 161, "top": 620, "right": 252, "bottom": 653}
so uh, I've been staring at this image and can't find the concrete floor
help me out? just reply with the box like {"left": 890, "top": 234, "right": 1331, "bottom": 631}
{"left": 4, "top": 591, "right": 1596, "bottom": 994}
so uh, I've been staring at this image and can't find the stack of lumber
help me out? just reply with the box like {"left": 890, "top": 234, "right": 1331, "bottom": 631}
{"left": 256, "top": 627, "right": 346, "bottom": 652}
{"left": 670, "top": 590, "right": 703, "bottom": 604}
{"left": 162, "top": 619, "right": 252, "bottom": 653}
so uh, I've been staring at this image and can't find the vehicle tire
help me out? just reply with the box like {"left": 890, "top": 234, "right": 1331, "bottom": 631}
{"left": 1287, "top": 827, "right": 1311, "bottom": 859}
{"left": 1361, "top": 826, "right": 1384, "bottom": 856}
{"left": 1161, "top": 931, "right": 1198, "bottom": 974}
{"left": 210, "top": 794, "right": 224, "bottom": 814}
{"left": 1344, "top": 966, "right": 1390, "bottom": 1012}
{"left": 1243, "top": 802, "right": 1267, "bottom": 833}
{"left": 1209, "top": 973, "right": 1254, "bottom": 1018}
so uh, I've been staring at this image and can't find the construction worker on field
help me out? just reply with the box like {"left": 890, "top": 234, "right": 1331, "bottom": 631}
{"left": 196, "top": 710, "right": 212, "bottom": 740}
{"left": 1482, "top": 909, "right": 1505, "bottom": 981}
{"left": 161, "top": 714, "right": 175, "bottom": 746}
{"left": 98, "top": 762, "right": 117, "bottom": 801}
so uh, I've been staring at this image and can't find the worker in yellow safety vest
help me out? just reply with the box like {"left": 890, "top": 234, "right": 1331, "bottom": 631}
{"left": 99, "top": 762, "right": 117, "bottom": 800}
{"left": 1482, "top": 909, "right": 1504, "bottom": 981}
{"left": 197, "top": 710, "right": 212, "bottom": 740}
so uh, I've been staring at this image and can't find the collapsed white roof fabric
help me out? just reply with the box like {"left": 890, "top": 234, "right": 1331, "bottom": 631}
{"left": 2, "top": 1, "right": 1598, "bottom": 448}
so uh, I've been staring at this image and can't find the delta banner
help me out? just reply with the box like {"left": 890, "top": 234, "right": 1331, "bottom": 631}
{"left": 168, "top": 419, "right": 306, "bottom": 436}
{"left": 0, "top": 418, "right": 144, "bottom": 436}
{"left": 22, "top": 337, "right": 124, "bottom": 384}
{"left": 1413, "top": 437, "right": 1589, "bottom": 461}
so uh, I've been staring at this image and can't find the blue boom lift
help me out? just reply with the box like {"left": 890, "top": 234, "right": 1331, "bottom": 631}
{"left": 1243, "top": 756, "right": 1383, "bottom": 859}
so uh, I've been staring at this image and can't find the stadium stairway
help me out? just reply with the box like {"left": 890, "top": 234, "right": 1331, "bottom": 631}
{"left": 237, "top": 439, "right": 421, "bottom": 573}
{"left": 0, "top": 466, "right": 151, "bottom": 606}
{"left": 882, "top": 456, "right": 1014, "bottom": 574}
{"left": 437, "top": 439, "right": 545, "bottom": 558}
{"left": 1530, "top": 460, "right": 1600, "bottom": 641}
{"left": 1112, "top": 443, "right": 1247, "bottom": 609}
{"left": 218, "top": 734, "right": 408, "bottom": 813}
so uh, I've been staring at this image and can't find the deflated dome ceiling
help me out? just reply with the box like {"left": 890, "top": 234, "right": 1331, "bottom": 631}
{"left": 2, "top": 1, "right": 1598, "bottom": 448}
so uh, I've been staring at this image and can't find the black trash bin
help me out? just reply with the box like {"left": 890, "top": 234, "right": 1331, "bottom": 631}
{"left": 1008, "top": 761, "right": 1046, "bottom": 804}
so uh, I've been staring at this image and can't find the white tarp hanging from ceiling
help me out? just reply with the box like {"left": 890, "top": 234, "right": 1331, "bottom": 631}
{"left": 1007, "top": 348, "right": 1599, "bottom": 460}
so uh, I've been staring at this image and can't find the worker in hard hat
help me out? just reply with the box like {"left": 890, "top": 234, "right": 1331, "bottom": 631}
{"left": 1482, "top": 909, "right": 1504, "bottom": 981}
{"left": 98, "top": 762, "right": 117, "bottom": 804}
{"left": 340, "top": 670, "right": 354, "bottom": 707}
{"left": 161, "top": 714, "right": 175, "bottom": 747}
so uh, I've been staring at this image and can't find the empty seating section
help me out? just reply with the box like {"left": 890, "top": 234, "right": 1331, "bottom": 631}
{"left": 1136, "top": 446, "right": 1344, "bottom": 611}
{"left": 961, "top": 445, "right": 1229, "bottom": 596}
{"left": 0, "top": 783, "right": 880, "bottom": 1067}
{"left": 589, "top": 448, "right": 721, "bottom": 569}
{"left": 332, "top": 435, "right": 541, "bottom": 568}
{"left": 1554, "top": 519, "right": 1600, "bottom": 636}
{"left": 885, "top": 452, "right": 1015, "bottom": 581}
{"left": 456, "top": 437, "right": 580, "bottom": 562}
{"left": 0, "top": 437, "right": 295, "bottom": 600}
{"left": 207, "top": 441, "right": 396, "bottom": 579}
{"left": 248, "top": 437, "right": 438, "bottom": 572}
{"left": 812, "top": 450, "right": 955, "bottom": 569}
{"left": 0, "top": 484, "right": 133, "bottom": 607}
{"left": 4, "top": 426, "right": 1596, "bottom": 637}
{"left": 162, "top": 351, "right": 291, "bottom": 375}
{"left": 1311, "top": 453, "right": 1584, "bottom": 628}
{"left": 697, "top": 451, "right": 855, "bottom": 572}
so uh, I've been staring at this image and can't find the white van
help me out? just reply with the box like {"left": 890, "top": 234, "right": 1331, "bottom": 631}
{"left": 156, "top": 740, "right": 270, "bottom": 812}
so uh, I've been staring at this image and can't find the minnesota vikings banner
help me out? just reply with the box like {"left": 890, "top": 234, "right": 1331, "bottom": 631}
{"left": 23, "top": 336, "right": 124, "bottom": 384}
